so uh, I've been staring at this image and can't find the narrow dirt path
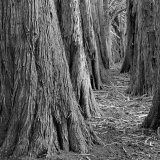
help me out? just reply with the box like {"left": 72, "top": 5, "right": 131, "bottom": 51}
{"left": 87, "top": 64, "right": 160, "bottom": 160}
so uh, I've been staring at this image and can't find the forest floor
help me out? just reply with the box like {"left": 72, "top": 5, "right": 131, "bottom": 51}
{"left": 30, "top": 63, "right": 160, "bottom": 160}
{"left": 52, "top": 63, "right": 160, "bottom": 160}
{"left": 88, "top": 63, "right": 160, "bottom": 160}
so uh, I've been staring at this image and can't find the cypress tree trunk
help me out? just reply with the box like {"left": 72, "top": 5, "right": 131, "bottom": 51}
{"left": 0, "top": 1, "right": 99, "bottom": 159}
{"left": 56, "top": 0, "right": 100, "bottom": 119}
{"left": 121, "top": 0, "right": 155, "bottom": 96}
{"left": 111, "top": 16, "right": 124, "bottom": 63}
{"left": 120, "top": 0, "right": 136, "bottom": 73}
{"left": 119, "top": 13, "right": 125, "bottom": 59}
{"left": 142, "top": 0, "right": 160, "bottom": 130}
{"left": 79, "top": 0, "right": 101, "bottom": 90}
{"left": 129, "top": 0, "right": 155, "bottom": 95}
{"left": 91, "top": 0, "right": 109, "bottom": 83}
{"left": 106, "top": 0, "right": 115, "bottom": 66}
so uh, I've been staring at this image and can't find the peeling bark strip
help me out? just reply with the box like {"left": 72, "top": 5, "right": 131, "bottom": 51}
{"left": 0, "top": 0, "right": 99, "bottom": 159}
{"left": 56, "top": 0, "right": 100, "bottom": 118}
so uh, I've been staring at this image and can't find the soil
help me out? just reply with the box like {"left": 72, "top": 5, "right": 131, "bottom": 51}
{"left": 20, "top": 63, "right": 160, "bottom": 160}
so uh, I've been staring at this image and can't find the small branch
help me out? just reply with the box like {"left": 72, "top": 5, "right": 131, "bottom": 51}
{"left": 111, "top": 8, "right": 126, "bottom": 24}
{"left": 110, "top": 30, "right": 120, "bottom": 39}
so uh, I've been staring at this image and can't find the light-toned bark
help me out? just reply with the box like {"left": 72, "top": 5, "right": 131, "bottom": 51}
{"left": 79, "top": 0, "right": 101, "bottom": 90}
{"left": 56, "top": 0, "right": 100, "bottom": 118}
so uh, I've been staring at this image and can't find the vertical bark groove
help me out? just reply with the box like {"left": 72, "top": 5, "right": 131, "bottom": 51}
{"left": 56, "top": 0, "right": 100, "bottom": 119}
{"left": 0, "top": 0, "right": 99, "bottom": 159}
{"left": 142, "top": 0, "right": 160, "bottom": 130}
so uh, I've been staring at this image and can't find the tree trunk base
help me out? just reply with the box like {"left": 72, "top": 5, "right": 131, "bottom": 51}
{"left": 141, "top": 89, "right": 160, "bottom": 130}
{"left": 120, "top": 57, "right": 130, "bottom": 73}
{"left": 0, "top": 105, "right": 101, "bottom": 159}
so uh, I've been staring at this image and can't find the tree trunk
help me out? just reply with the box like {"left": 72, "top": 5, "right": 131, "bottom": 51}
{"left": 91, "top": 0, "right": 110, "bottom": 83}
{"left": 111, "top": 15, "right": 124, "bottom": 63}
{"left": 104, "top": 0, "right": 114, "bottom": 66}
{"left": 142, "top": 0, "right": 160, "bottom": 130}
{"left": 79, "top": 0, "right": 101, "bottom": 90}
{"left": 128, "top": 0, "right": 155, "bottom": 95}
{"left": 142, "top": 88, "right": 160, "bottom": 130}
{"left": 121, "top": 0, "right": 155, "bottom": 95}
{"left": 120, "top": 0, "right": 136, "bottom": 73}
{"left": 0, "top": 1, "right": 99, "bottom": 159}
{"left": 56, "top": 0, "right": 100, "bottom": 119}
{"left": 119, "top": 13, "right": 125, "bottom": 59}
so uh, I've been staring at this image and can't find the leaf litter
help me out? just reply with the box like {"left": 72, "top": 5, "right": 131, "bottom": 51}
{"left": 87, "top": 64, "right": 160, "bottom": 160}
{"left": 20, "top": 64, "right": 160, "bottom": 160}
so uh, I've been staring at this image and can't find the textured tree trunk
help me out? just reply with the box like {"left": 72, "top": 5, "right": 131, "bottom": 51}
{"left": 79, "top": 0, "right": 101, "bottom": 90}
{"left": 91, "top": 0, "right": 109, "bottom": 83}
{"left": 111, "top": 16, "right": 124, "bottom": 63}
{"left": 128, "top": 0, "right": 155, "bottom": 95}
{"left": 104, "top": 0, "right": 109, "bottom": 45}
{"left": 120, "top": 0, "right": 136, "bottom": 73}
{"left": 119, "top": 14, "right": 125, "bottom": 59}
{"left": 0, "top": 1, "right": 99, "bottom": 159}
{"left": 121, "top": 0, "right": 155, "bottom": 96}
{"left": 103, "top": 0, "right": 114, "bottom": 66}
{"left": 56, "top": 0, "right": 100, "bottom": 119}
{"left": 142, "top": 0, "right": 160, "bottom": 130}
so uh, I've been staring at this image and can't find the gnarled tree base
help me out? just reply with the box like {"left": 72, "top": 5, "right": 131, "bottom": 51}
{"left": 142, "top": 89, "right": 160, "bottom": 130}
{"left": 0, "top": 77, "right": 100, "bottom": 159}
{"left": 120, "top": 56, "right": 130, "bottom": 73}
{"left": 0, "top": 1, "right": 100, "bottom": 159}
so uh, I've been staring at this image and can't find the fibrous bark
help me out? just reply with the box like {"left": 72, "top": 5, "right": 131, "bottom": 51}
{"left": 79, "top": 0, "right": 101, "bottom": 90}
{"left": 56, "top": 0, "right": 100, "bottom": 118}
{"left": 0, "top": 0, "right": 99, "bottom": 159}
{"left": 142, "top": 0, "right": 160, "bottom": 130}
{"left": 121, "top": 0, "right": 155, "bottom": 96}
{"left": 120, "top": 0, "right": 136, "bottom": 73}
{"left": 142, "top": 88, "right": 160, "bottom": 129}
{"left": 111, "top": 15, "right": 125, "bottom": 63}
{"left": 129, "top": 0, "right": 155, "bottom": 95}
{"left": 91, "top": 0, "right": 110, "bottom": 83}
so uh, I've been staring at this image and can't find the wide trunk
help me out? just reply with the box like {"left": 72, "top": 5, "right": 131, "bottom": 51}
{"left": 142, "top": 0, "right": 160, "bottom": 130}
{"left": 121, "top": 0, "right": 155, "bottom": 96}
{"left": 129, "top": 0, "right": 155, "bottom": 95}
{"left": 0, "top": 0, "right": 99, "bottom": 159}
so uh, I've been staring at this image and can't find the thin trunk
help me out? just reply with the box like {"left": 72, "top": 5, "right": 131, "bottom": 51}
{"left": 104, "top": 0, "right": 114, "bottom": 66}
{"left": 80, "top": 0, "right": 101, "bottom": 90}
{"left": 120, "top": 0, "right": 136, "bottom": 73}
{"left": 129, "top": 0, "right": 155, "bottom": 95}
{"left": 119, "top": 14, "right": 125, "bottom": 59}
